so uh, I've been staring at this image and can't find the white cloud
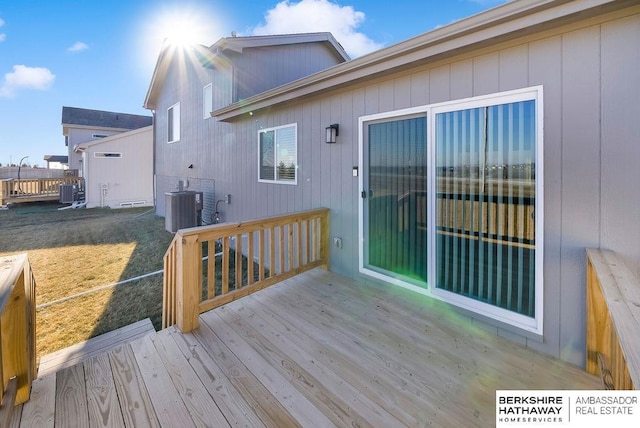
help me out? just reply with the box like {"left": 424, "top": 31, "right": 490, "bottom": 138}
{"left": 67, "top": 41, "right": 89, "bottom": 53}
{"left": 0, "top": 65, "right": 56, "bottom": 98}
{"left": 250, "top": 0, "right": 383, "bottom": 58}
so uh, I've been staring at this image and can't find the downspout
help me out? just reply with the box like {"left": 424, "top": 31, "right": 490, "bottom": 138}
{"left": 151, "top": 110, "right": 157, "bottom": 211}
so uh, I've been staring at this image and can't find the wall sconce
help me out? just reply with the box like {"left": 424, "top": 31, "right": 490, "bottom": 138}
{"left": 325, "top": 124, "right": 339, "bottom": 144}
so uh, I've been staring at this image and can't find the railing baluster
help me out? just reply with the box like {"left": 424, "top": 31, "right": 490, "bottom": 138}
{"left": 259, "top": 229, "right": 266, "bottom": 281}
{"left": 207, "top": 239, "right": 215, "bottom": 299}
{"left": 297, "top": 220, "right": 302, "bottom": 269}
{"left": 288, "top": 223, "right": 294, "bottom": 272}
{"left": 222, "top": 237, "right": 230, "bottom": 295}
{"left": 248, "top": 231, "right": 255, "bottom": 285}
{"left": 279, "top": 226, "right": 285, "bottom": 274}
{"left": 235, "top": 234, "right": 243, "bottom": 289}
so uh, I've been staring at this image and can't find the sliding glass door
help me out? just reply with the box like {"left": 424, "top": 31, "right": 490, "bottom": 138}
{"left": 434, "top": 100, "right": 536, "bottom": 317}
{"left": 362, "top": 116, "right": 428, "bottom": 285}
{"left": 360, "top": 87, "right": 542, "bottom": 333}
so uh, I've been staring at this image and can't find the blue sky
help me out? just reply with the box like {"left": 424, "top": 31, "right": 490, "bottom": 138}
{"left": 0, "top": 0, "right": 507, "bottom": 167}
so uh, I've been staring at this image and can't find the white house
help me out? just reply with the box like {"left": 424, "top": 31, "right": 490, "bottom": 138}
{"left": 75, "top": 126, "right": 153, "bottom": 209}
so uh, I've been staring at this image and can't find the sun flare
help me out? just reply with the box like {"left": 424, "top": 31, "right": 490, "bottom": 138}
{"left": 149, "top": 6, "right": 220, "bottom": 49}
{"left": 162, "top": 13, "right": 202, "bottom": 47}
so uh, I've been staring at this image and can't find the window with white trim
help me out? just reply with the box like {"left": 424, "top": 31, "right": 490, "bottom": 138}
{"left": 203, "top": 83, "right": 212, "bottom": 119}
{"left": 259, "top": 123, "right": 297, "bottom": 184}
{"left": 359, "top": 86, "right": 543, "bottom": 334}
{"left": 167, "top": 102, "right": 180, "bottom": 143}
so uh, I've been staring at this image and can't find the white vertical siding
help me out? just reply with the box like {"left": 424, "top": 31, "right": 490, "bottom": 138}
{"left": 83, "top": 126, "right": 153, "bottom": 209}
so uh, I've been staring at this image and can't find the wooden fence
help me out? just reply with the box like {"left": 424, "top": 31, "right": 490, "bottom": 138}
{"left": 0, "top": 177, "right": 83, "bottom": 205}
{"left": 0, "top": 254, "right": 36, "bottom": 412}
{"left": 586, "top": 249, "right": 640, "bottom": 389}
{"left": 163, "top": 208, "right": 330, "bottom": 332}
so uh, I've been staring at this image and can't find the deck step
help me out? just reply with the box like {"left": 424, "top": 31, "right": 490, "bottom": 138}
{"left": 37, "top": 318, "right": 156, "bottom": 377}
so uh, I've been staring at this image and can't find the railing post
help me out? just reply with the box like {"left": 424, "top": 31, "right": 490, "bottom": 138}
{"left": 176, "top": 234, "right": 200, "bottom": 333}
{"left": 0, "top": 254, "right": 35, "bottom": 406}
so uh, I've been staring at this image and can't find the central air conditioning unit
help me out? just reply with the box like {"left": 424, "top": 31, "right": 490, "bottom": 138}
{"left": 165, "top": 191, "right": 204, "bottom": 233}
{"left": 59, "top": 184, "right": 78, "bottom": 204}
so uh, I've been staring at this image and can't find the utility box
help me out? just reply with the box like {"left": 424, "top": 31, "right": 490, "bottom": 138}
{"left": 59, "top": 184, "right": 78, "bottom": 204}
{"left": 165, "top": 191, "right": 203, "bottom": 233}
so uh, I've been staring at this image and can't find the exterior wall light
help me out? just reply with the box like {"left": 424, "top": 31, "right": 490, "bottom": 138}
{"left": 326, "top": 124, "right": 339, "bottom": 144}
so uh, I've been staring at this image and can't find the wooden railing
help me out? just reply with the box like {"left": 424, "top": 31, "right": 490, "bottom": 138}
{"left": 163, "top": 208, "right": 330, "bottom": 332}
{"left": 0, "top": 177, "right": 83, "bottom": 204}
{"left": 586, "top": 249, "right": 640, "bottom": 390}
{"left": 0, "top": 254, "right": 36, "bottom": 410}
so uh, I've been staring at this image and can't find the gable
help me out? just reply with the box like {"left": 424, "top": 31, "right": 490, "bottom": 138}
{"left": 144, "top": 32, "right": 349, "bottom": 110}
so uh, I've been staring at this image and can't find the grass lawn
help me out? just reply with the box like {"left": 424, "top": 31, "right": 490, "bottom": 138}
{"left": 0, "top": 201, "right": 175, "bottom": 358}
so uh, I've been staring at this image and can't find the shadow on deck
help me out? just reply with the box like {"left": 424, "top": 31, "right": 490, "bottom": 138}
{"left": 10, "top": 268, "right": 600, "bottom": 427}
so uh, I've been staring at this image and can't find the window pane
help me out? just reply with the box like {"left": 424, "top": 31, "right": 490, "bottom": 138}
{"left": 276, "top": 126, "right": 296, "bottom": 181}
{"left": 203, "top": 84, "right": 212, "bottom": 119}
{"left": 435, "top": 100, "right": 536, "bottom": 317}
{"left": 167, "top": 107, "right": 174, "bottom": 142}
{"left": 168, "top": 103, "right": 180, "bottom": 143}
{"left": 366, "top": 117, "right": 428, "bottom": 283}
{"left": 260, "top": 130, "right": 275, "bottom": 180}
{"left": 174, "top": 103, "right": 180, "bottom": 141}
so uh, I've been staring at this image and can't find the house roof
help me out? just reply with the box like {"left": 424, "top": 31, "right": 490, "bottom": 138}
{"left": 212, "top": 0, "right": 637, "bottom": 122}
{"left": 74, "top": 125, "right": 152, "bottom": 151}
{"left": 61, "top": 107, "right": 152, "bottom": 130}
{"left": 43, "top": 155, "right": 68, "bottom": 164}
{"left": 143, "top": 32, "right": 350, "bottom": 110}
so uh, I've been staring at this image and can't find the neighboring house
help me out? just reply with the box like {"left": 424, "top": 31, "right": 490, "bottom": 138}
{"left": 75, "top": 126, "right": 153, "bottom": 209}
{"left": 62, "top": 107, "right": 153, "bottom": 173}
{"left": 43, "top": 155, "right": 68, "bottom": 170}
{"left": 144, "top": 0, "right": 640, "bottom": 369}
{"left": 144, "top": 32, "right": 350, "bottom": 222}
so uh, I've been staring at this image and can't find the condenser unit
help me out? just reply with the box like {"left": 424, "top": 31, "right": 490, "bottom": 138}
{"left": 165, "top": 191, "right": 204, "bottom": 233}
{"left": 59, "top": 184, "right": 78, "bottom": 204}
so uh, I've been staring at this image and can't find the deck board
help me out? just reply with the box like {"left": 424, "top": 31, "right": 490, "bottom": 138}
{"left": 128, "top": 335, "right": 194, "bottom": 428}
{"left": 167, "top": 326, "right": 274, "bottom": 427}
{"left": 55, "top": 365, "right": 89, "bottom": 428}
{"left": 151, "top": 329, "right": 230, "bottom": 427}
{"left": 19, "top": 374, "right": 55, "bottom": 428}
{"left": 13, "top": 268, "right": 601, "bottom": 427}
{"left": 108, "top": 345, "right": 159, "bottom": 428}
{"left": 203, "top": 309, "right": 334, "bottom": 427}
{"left": 192, "top": 320, "right": 302, "bottom": 427}
{"left": 215, "top": 302, "right": 399, "bottom": 427}
{"left": 84, "top": 353, "right": 125, "bottom": 428}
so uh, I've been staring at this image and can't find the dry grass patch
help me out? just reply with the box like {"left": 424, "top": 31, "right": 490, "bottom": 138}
{"left": 0, "top": 202, "right": 174, "bottom": 358}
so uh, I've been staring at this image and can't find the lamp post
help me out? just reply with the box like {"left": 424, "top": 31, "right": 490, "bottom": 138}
{"left": 17, "top": 156, "right": 29, "bottom": 194}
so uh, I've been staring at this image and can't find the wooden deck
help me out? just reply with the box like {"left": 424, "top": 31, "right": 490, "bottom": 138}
{"left": 9, "top": 269, "right": 600, "bottom": 427}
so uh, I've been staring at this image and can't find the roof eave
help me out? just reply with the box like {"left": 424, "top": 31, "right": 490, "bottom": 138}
{"left": 212, "top": 0, "right": 632, "bottom": 122}
{"left": 143, "top": 42, "right": 171, "bottom": 110}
